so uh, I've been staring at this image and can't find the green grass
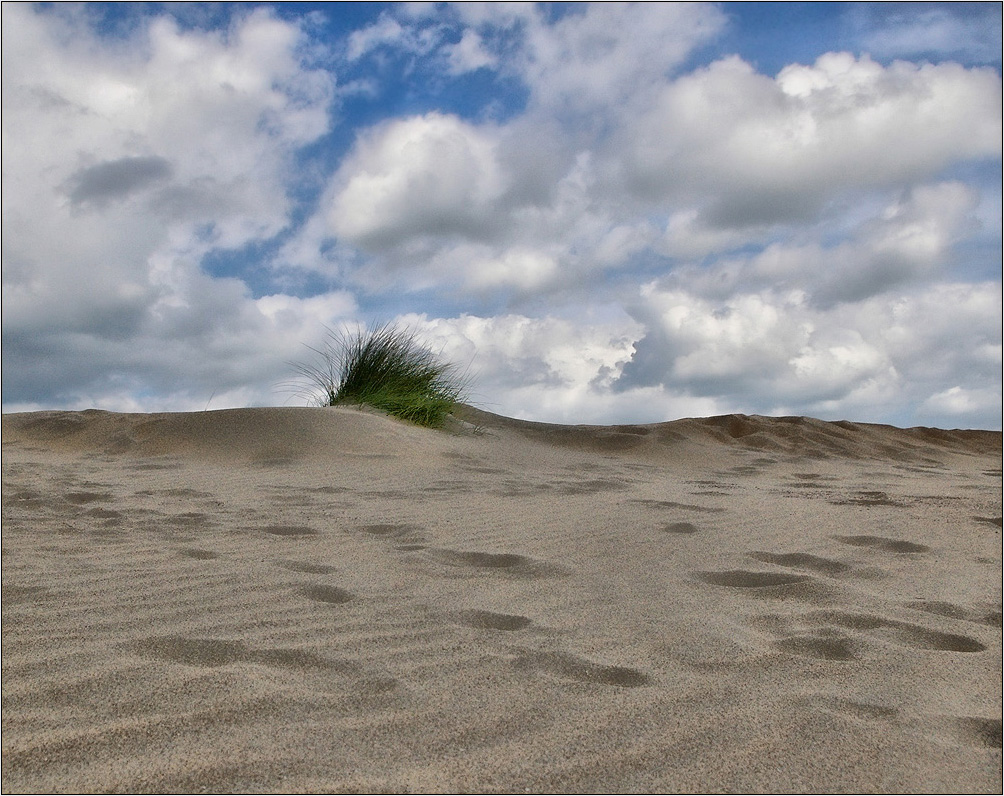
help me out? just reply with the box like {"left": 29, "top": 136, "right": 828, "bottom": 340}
{"left": 294, "top": 324, "right": 468, "bottom": 428}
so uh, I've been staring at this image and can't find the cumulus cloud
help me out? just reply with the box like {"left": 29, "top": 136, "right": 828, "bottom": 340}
{"left": 328, "top": 112, "right": 507, "bottom": 248}
{"left": 302, "top": 40, "right": 999, "bottom": 335}
{"left": 514, "top": 2, "right": 727, "bottom": 115}
{"left": 919, "top": 386, "right": 1002, "bottom": 427}
{"left": 654, "top": 181, "right": 983, "bottom": 306}
{"left": 618, "top": 280, "right": 1001, "bottom": 424}
{"left": 281, "top": 6, "right": 999, "bottom": 428}
{"left": 383, "top": 311, "right": 725, "bottom": 424}
{"left": 3, "top": 4, "right": 1000, "bottom": 430}
{"left": 2, "top": 4, "right": 339, "bottom": 410}
{"left": 619, "top": 53, "right": 1001, "bottom": 223}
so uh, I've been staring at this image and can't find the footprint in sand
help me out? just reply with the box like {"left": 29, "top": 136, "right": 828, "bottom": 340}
{"left": 358, "top": 523, "right": 427, "bottom": 550}
{"left": 513, "top": 649, "right": 650, "bottom": 688}
{"left": 955, "top": 716, "right": 1003, "bottom": 749}
{"left": 696, "top": 570, "right": 812, "bottom": 588}
{"left": 1, "top": 489, "right": 44, "bottom": 508}
{"left": 263, "top": 525, "right": 319, "bottom": 537}
{"left": 807, "top": 610, "right": 985, "bottom": 653}
{"left": 758, "top": 607, "right": 986, "bottom": 661}
{"left": 132, "top": 635, "right": 399, "bottom": 695}
{"left": 428, "top": 549, "right": 565, "bottom": 578}
{"left": 829, "top": 490, "right": 905, "bottom": 507}
{"left": 455, "top": 610, "right": 532, "bottom": 631}
{"left": 663, "top": 522, "right": 700, "bottom": 534}
{"left": 748, "top": 551, "right": 851, "bottom": 576}
{"left": 834, "top": 535, "right": 929, "bottom": 554}
{"left": 906, "top": 600, "right": 1003, "bottom": 627}
{"left": 435, "top": 550, "right": 528, "bottom": 568}
{"left": 359, "top": 523, "right": 415, "bottom": 538}
{"left": 695, "top": 568, "right": 834, "bottom": 606}
{"left": 774, "top": 632, "right": 858, "bottom": 661}
{"left": 63, "top": 491, "right": 114, "bottom": 505}
{"left": 133, "top": 636, "right": 246, "bottom": 667}
{"left": 300, "top": 584, "right": 354, "bottom": 604}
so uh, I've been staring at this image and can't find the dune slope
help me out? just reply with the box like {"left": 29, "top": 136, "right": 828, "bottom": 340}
{"left": 2, "top": 406, "right": 1001, "bottom": 793}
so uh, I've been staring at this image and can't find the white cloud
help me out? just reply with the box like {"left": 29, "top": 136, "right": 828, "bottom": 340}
{"left": 641, "top": 180, "right": 983, "bottom": 309}
{"left": 619, "top": 279, "right": 1001, "bottom": 425}
{"left": 447, "top": 29, "right": 496, "bottom": 74}
{"left": 345, "top": 9, "right": 448, "bottom": 64}
{"left": 399, "top": 311, "right": 679, "bottom": 424}
{"left": 356, "top": 311, "right": 737, "bottom": 425}
{"left": 619, "top": 53, "right": 1001, "bottom": 222}
{"left": 3, "top": 5, "right": 1000, "bottom": 431}
{"left": 448, "top": 3, "right": 538, "bottom": 29}
{"left": 1, "top": 5, "right": 338, "bottom": 410}
{"left": 517, "top": 3, "right": 726, "bottom": 115}
{"left": 919, "top": 386, "right": 1002, "bottom": 425}
{"left": 308, "top": 46, "right": 998, "bottom": 304}
{"left": 461, "top": 247, "right": 560, "bottom": 292}
{"left": 346, "top": 14, "right": 408, "bottom": 61}
{"left": 853, "top": 4, "right": 1003, "bottom": 65}
{"left": 757, "top": 181, "right": 980, "bottom": 306}
{"left": 328, "top": 112, "right": 507, "bottom": 248}
{"left": 624, "top": 288, "right": 815, "bottom": 391}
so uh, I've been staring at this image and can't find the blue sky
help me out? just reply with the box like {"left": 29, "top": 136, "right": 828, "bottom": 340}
{"left": 3, "top": 2, "right": 1001, "bottom": 428}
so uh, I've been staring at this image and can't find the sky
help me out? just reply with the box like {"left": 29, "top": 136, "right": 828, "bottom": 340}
{"left": 2, "top": 2, "right": 1001, "bottom": 429}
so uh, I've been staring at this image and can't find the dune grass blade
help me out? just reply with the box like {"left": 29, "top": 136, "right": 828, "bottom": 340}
{"left": 293, "top": 324, "right": 467, "bottom": 428}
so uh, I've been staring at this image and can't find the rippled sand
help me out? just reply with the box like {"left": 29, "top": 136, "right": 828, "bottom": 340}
{"left": 3, "top": 406, "right": 1001, "bottom": 792}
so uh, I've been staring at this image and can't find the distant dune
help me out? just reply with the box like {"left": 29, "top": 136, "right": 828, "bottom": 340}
{"left": 3, "top": 406, "right": 1001, "bottom": 793}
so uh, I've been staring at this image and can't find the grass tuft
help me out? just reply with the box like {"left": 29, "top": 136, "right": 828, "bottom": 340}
{"left": 292, "top": 324, "right": 468, "bottom": 428}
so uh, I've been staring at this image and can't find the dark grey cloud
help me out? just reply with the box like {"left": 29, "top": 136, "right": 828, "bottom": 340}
{"left": 811, "top": 254, "right": 922, "bottom": 308}
{"left": 701, "top": 190, "right": 823, "bottom": 229}
{"left": 67, "top": 155, "right": 173, "bottom": 206}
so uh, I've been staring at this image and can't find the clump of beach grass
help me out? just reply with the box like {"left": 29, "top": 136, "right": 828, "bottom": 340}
{"left": 293, "top": 323, "right": 468, "bottom": 428}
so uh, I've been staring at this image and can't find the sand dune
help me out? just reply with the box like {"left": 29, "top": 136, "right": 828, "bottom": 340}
{"left": 2, "top": 406, "right": 1001, "bottom": 793}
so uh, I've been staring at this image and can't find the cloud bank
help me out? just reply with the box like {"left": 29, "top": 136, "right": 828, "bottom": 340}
{"left": 3, "top": 3, "right": 1001, "bottom": 429}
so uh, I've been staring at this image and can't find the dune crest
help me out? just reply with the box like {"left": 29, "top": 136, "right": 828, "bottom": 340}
{"left": 7, "top": 404, "right": 999, "bottom": 461}
{"left": 3, "top": 407, "right": 1001, "bottom": 792}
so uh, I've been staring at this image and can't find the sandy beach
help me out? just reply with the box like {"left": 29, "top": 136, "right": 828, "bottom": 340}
{"left": 2, "top": 405, "right": 1001, "bottom": 793}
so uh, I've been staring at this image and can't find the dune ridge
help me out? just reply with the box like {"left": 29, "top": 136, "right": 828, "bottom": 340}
{"left": 3, "top": 406, "right": 1001, "bottom": 793}
{"left": 7, "top": 404, "right": 999, "bottom": 460}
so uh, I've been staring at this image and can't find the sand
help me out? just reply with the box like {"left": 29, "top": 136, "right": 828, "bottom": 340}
{"left": 2, "top": 405, "right": 1001, "bottom": 793}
